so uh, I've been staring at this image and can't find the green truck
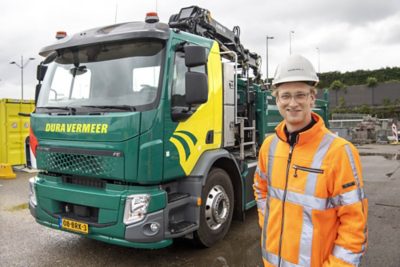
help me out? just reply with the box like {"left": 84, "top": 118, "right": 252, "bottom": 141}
{"left": 28, "top": 6, "right": 329, "bottom": 249}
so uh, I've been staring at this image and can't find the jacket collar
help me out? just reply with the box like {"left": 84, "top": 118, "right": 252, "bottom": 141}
{"left": 275, "top": 112, "right": 327, "bottom": 146}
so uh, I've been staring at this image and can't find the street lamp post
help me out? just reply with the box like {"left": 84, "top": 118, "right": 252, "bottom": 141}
{"left": 289, "top": 30, "right": 295, "bottom": 54}
{"left": 266, "top": 35, "right": 274, "bottom": 86}
{"left": 316, "top": 47, "right": 320, "bottom": 73}
{"left": 10, "top": 56, "right": 35, "bottom": 100}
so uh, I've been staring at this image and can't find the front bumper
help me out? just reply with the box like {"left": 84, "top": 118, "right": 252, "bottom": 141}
{"left": 29, "top": 174, "right": 173, "bottom": 249}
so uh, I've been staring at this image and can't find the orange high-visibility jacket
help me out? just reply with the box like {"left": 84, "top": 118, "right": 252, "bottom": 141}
{"left": 254, "top": 113, "right": 368, "bottom": 267}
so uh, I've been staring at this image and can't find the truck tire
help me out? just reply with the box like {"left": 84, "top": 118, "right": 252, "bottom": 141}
{"left": 194, "top": 168, "right": 234, "bottom": 247}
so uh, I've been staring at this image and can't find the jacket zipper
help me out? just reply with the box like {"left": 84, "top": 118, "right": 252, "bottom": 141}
{"left": 278, "top": 144, "right": 294, "bottom": 267}
{"left": 293, "top": 164, "right": 324, "bottom": 178}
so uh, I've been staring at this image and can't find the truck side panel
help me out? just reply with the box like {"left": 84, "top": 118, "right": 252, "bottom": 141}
{"left": 164, "top": 38, "right": 222, "bottom": 179}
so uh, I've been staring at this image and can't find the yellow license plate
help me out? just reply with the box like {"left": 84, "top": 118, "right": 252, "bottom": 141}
{"left": 61, "top": 218, "right": 89, "bottom": 234}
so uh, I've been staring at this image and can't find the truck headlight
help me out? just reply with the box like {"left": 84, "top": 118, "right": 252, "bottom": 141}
{"left": 123, "top": 194, "right": 150, "bottom": 225}
{"left": 29, "top": 177, "right": 37, "bottom": 206}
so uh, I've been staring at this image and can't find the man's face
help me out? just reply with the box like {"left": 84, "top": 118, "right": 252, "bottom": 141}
{"left": 275, "top": 82, "right": 316, "bottom": 132}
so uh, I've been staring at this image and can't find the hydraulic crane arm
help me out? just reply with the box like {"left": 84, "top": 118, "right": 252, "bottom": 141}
{"left": 169, "top": 6, "right": 261, "bottom": 78}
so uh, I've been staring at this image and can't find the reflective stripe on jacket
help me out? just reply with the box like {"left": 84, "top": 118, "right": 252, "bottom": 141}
{"left": 254, "top": 113, "right": 368, "bottom": 267}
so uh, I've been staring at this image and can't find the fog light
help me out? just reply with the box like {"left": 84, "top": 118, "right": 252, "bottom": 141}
{"left": 150, "top": 222, "right": 160, "bottom": 233}
{"left": 123, "top": 194, "right": 150, "bottom": 225}
{"left": 29, "top": 177, "right": 37, "bottom": 206}
{"left": 143, "top": 222, "right": 161, "bottom": 236}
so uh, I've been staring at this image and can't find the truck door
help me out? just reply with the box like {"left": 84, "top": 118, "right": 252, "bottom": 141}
{"left": 163, "top": 40, "right": 223, "bottom": 181}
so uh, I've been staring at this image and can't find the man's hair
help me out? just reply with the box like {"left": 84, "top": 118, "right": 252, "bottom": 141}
{"left": 271, "top": 82, "right": 318, "bottom": 97}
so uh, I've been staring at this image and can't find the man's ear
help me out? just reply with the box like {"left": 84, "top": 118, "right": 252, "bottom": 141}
{"left": 310, "top": 93, "right": 316, "bottom": 108}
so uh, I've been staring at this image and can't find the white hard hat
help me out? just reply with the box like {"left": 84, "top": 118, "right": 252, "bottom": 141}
{"left": 272, "top": 54, "right": 319, "bottom": 86}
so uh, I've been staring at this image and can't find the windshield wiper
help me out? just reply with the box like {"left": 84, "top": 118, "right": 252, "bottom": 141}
{"left": 39, "top": 106, "right": 77, "bottom": 114}
{"left": 81, "top": 105, "right": 136, "bottom": 112}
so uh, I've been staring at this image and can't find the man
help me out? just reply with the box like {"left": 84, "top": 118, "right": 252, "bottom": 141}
{"left": 254, "top": 55, "right": 368, "bottom": 267}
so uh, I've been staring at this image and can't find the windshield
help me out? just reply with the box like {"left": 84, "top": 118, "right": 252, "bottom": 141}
{"left": 37, "top": 39, "right": 165, "bottom": 112}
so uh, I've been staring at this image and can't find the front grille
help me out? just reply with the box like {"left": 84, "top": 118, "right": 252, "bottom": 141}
{"left": 37, "top": 148, "right": 125, "bottom": 179}
{"left": 62, "top": 175, "right": 105, "bottom": 189}
{"left": 45, "top": 153, "right": 112, "bottom": 176}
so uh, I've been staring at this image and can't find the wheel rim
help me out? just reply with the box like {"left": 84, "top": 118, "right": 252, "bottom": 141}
{"left": 204, "top": 185, "right": 230, "bottom": 230}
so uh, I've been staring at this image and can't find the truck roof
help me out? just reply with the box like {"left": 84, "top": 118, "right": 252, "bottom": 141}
{"left": 39, "top": 21, "right": 170, "bottom": 57}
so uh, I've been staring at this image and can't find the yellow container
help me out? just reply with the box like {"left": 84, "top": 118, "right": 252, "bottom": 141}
{"left": 0, "top": 99, "right": 35, "bottom": 165}
{"left": 0, "top": 163, "right": 16, "bottom": 179}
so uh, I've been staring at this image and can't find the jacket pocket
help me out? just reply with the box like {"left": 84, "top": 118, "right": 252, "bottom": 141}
{"left": 292, "top": 164, "right": 324, "bottom": 178}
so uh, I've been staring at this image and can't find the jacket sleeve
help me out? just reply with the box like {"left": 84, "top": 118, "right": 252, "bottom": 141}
{"left": 323, "top": 143, "right": 368, "bottom": 267}
{"left": 253, "top": 140, "right": 269, "bottom": 229}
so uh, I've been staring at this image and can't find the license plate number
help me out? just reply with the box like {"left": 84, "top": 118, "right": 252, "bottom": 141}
{"left": 61, "top": 218, "right": 88, "bottom": 234}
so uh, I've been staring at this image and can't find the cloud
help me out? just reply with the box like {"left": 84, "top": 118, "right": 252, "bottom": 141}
{"left": 1, "top": 0, "right": 400, "bottom": 100}
{"left": 263, "top": 0, "right": 400, "bottom": 26}
{"left": 369, "top": 12, "right": 400, "bottom": 45}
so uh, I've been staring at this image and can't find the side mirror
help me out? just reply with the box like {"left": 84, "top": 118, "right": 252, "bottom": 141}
{"left": 185, "top": 46, "right": 207, "bottom": 67}
{"left": 43, "top": 51, "right": 57, "bottom": 64}
{"left": 36, "top": 64, "right": 48, "bottom": 82}
{"left": 185, "top": 72, "right": 208, "bottom": 104}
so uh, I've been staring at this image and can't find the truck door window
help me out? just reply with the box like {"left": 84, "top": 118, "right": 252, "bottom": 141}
{"left": 171, "top": 51, "right": 206, "bottom": 108}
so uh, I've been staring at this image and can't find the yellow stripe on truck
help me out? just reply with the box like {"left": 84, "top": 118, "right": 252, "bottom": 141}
{"left": 170, "top": 41, "right": 223, "bottom": 175}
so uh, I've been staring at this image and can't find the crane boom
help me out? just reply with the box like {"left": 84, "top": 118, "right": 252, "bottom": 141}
{"left": 169, "top": 6, "right": 261, "bottom": 78}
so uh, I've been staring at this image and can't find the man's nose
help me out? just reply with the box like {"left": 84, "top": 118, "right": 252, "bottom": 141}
{"left": 288, "top": 96, "right": 298, "bottom": 105}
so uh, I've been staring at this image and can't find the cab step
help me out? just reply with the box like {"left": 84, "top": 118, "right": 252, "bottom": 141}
{"left": 168, "top": 192, "right": 190, "bottom": 203}
{"left": 169, "top": 221, "right": 197, "bottom": 234}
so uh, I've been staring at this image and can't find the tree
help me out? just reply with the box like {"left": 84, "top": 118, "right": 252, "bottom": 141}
{"left": 338, "top": 96, "right": 346, "bottom": 108}
{"left": 329, "top": 80, "right": 345, "bottom": 91}
{"left": 366, "top": 76, "right": 378, "bottom": 105}
{"left": 318, "top": 67, "right": 400, "bottom": 88}
{"left": 366, "top": 77, "right": 378, "bottom": 87}
{"left": 358, "top": 104, "right": 371, "bottom": 114}
{"left": 383, "top": 98, "right": 391, "bottom": 106}
{"left": 330, "top": 80, "right": 345, "bottom": 106}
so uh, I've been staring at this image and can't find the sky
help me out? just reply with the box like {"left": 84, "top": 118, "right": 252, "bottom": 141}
{"left": 1, "top": 0, "right": 400, "bottom": 100}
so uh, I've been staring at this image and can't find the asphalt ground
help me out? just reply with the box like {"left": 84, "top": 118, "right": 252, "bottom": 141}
{"left": 1, "top": 144, "right": 400, "bottom": 266}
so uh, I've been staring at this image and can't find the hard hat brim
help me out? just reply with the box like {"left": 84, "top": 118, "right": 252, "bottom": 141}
{"left": 272, "top": 76, "right": 319, "bottom": 86}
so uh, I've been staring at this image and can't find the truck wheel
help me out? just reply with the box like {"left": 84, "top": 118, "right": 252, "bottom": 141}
{"left": 194, "top": 168, "right": 234, "bottom": 247}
